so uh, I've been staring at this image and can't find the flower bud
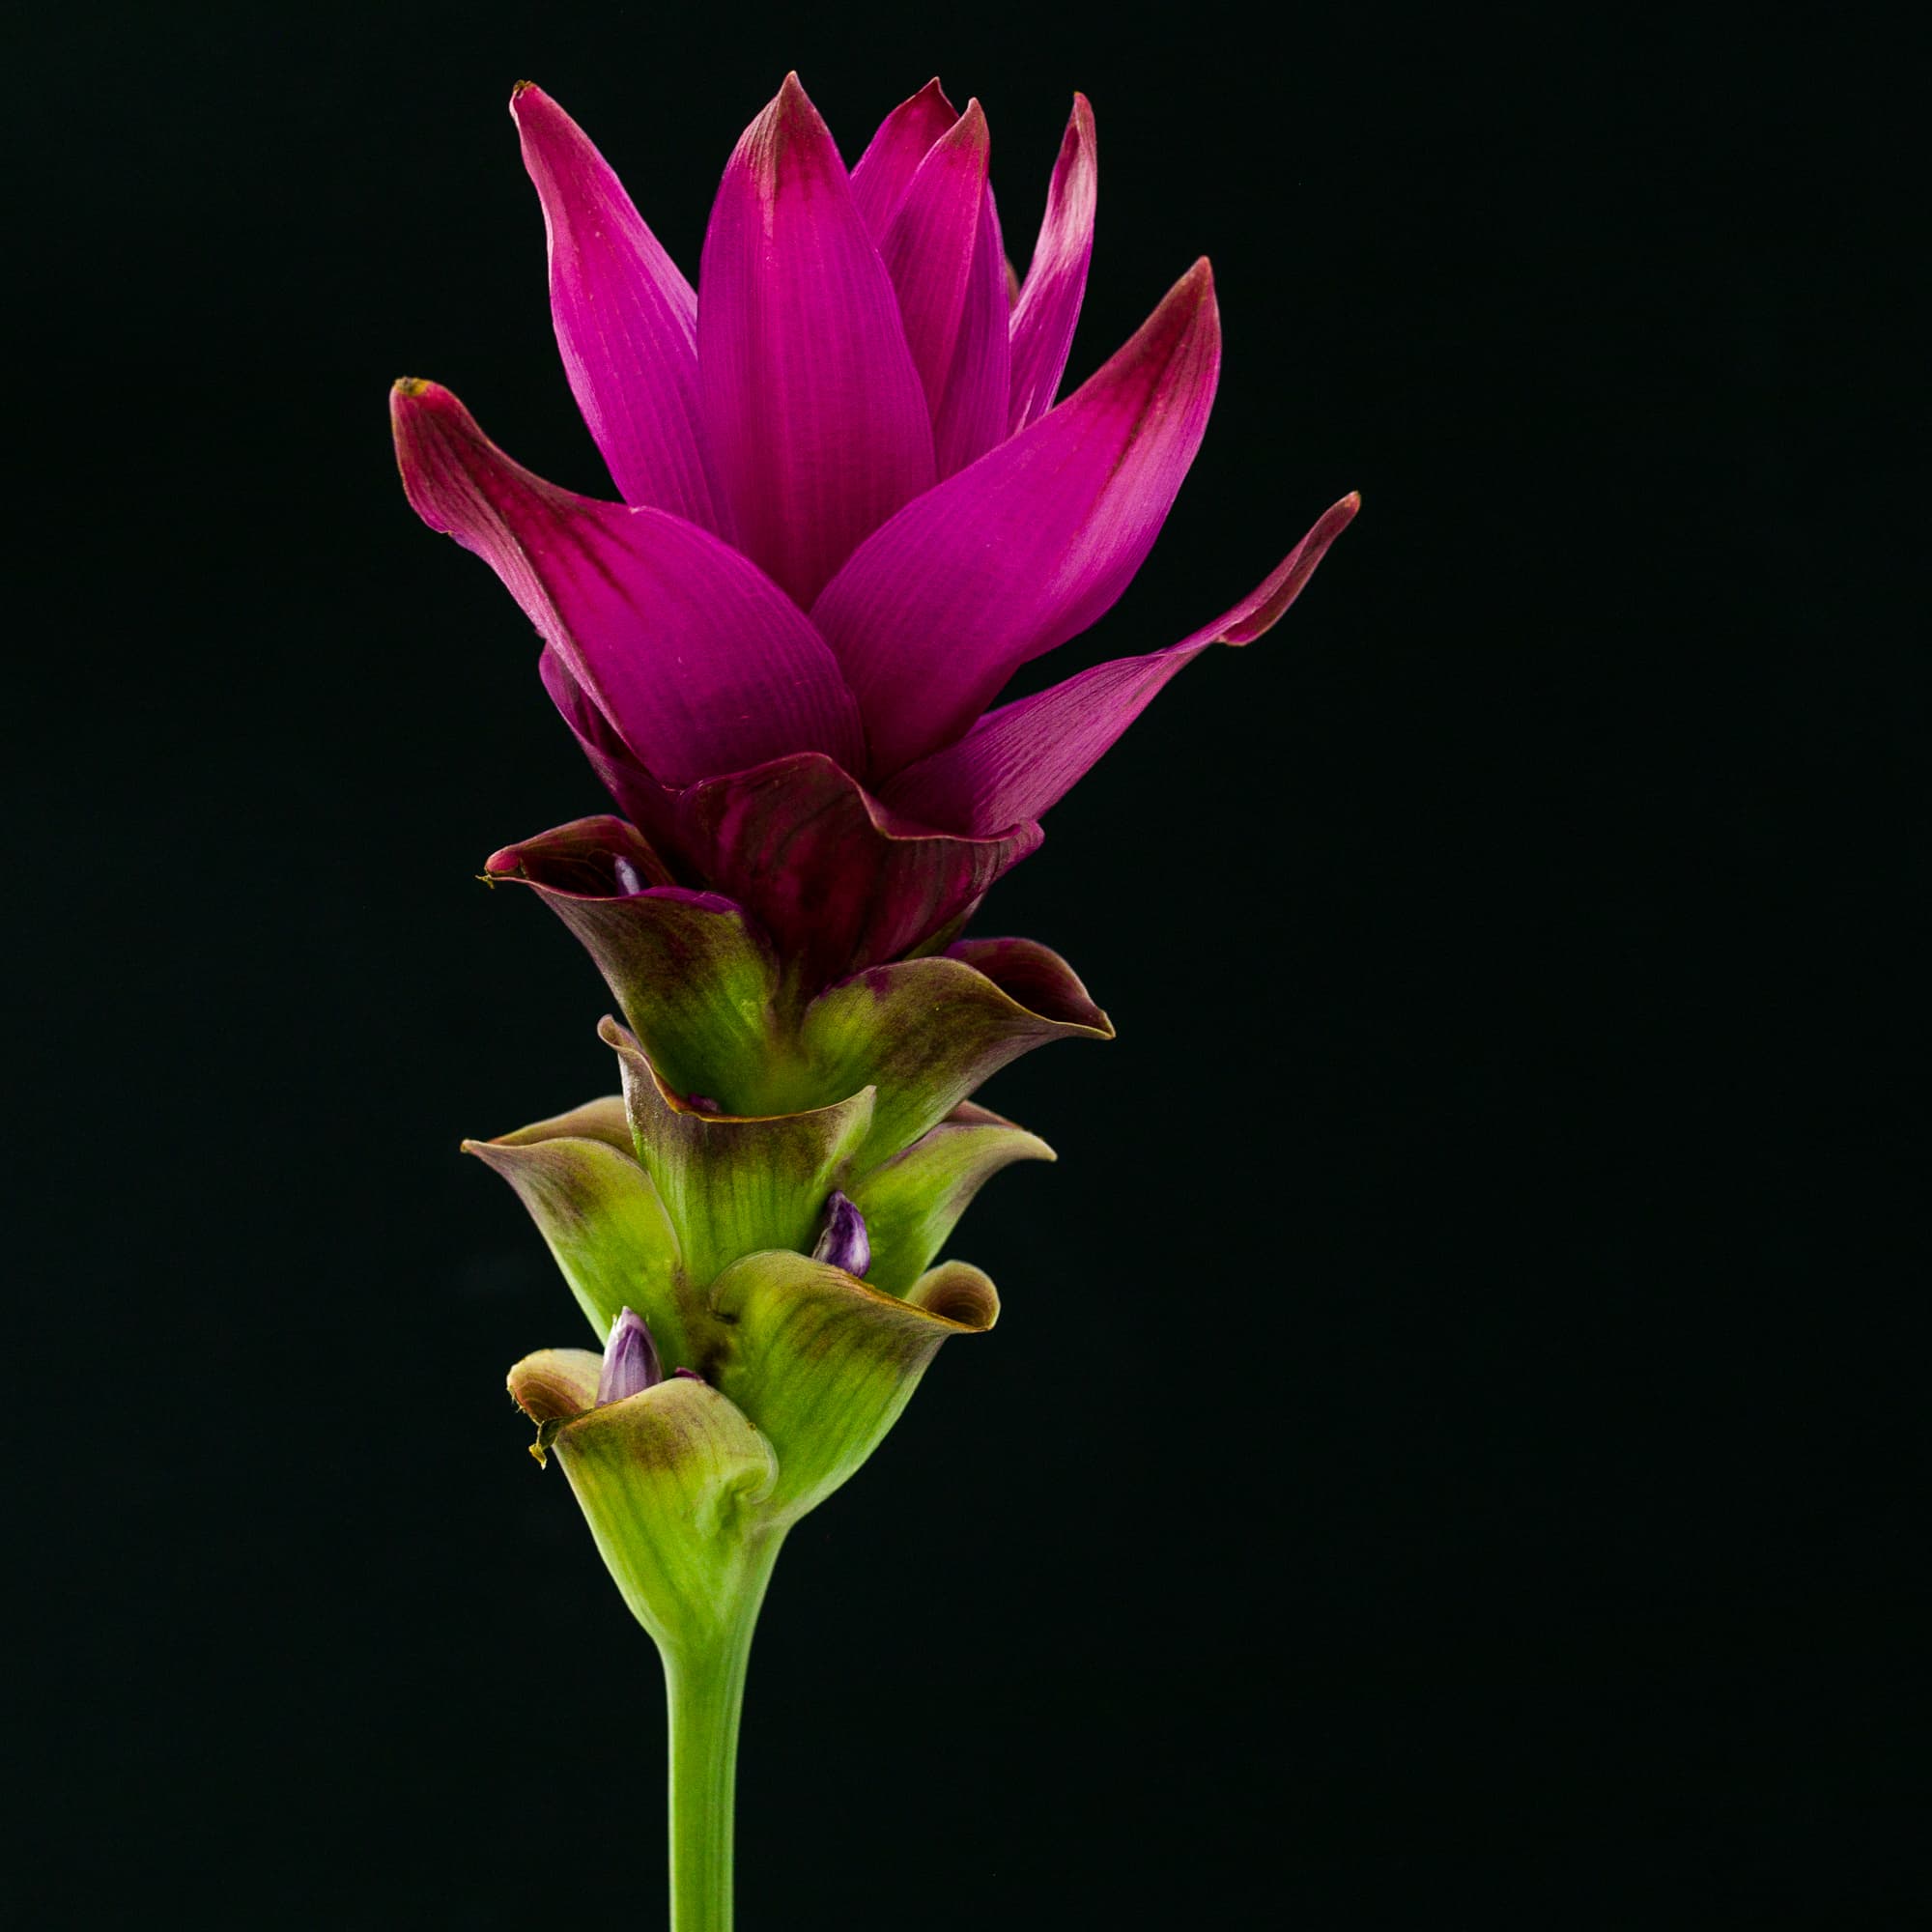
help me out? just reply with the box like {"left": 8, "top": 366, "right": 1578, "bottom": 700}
{"left": 597, "top": 1306, "right": 664, "bottom": 1404}
{"left": 810, "top": 1190, "right": 871, "bottom": 1277}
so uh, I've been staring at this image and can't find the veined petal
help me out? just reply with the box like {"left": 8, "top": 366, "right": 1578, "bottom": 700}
{"left": 1008, "top": 94, "right": 1097, "bottom": 432}
{"left": 810, "top": 260, "right": 1221, "bottom": 776}
{"left": 390, "top": 379, "right": 865, "bottom": 784}
{"left": 537, "top": 647, "right": 680, "bottom": 852}
{"left": 800, "top": 938, "right": 1111, "bottom": 1171}
{"left": 847, "top": 1102, "right": 1055, "bottom": 1297}
{"left": 698, "top": 73, "right": 934, "bottom": 608}
{"left": 602, "top": 1017, "right": 876, "bottom": 1290}
{"left": 707, "top": 1249, "right": 996, "bottom": 1523}
{"left": 882, "top": 494, "right": 1361, "bottom": 834}
{"left": 507, "top": 1363, "right": 778, "bottom": 1643}
{"left": 849, "top": 78, "right": 959, "bottom": 240}
{"left": 881, "top": 100, "right": 990, "bottom": 424}
{"left": 466, "top": 1100, "right": 688, "bottom": 1355}
{"left": 510, "top": 83, "right": 724, "bottom": 531}
{"left": 932, "top": 169, "right": 1011, "bottom": 476}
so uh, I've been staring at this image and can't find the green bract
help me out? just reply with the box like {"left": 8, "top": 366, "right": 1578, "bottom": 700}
{"left": 485, "top": 922, "right": 1107, "bottom": 1637}
{"left": 707, "top": 1250, "right": 998, "bottom": 1523}
{"left": 508, "top": 1352, "right": 778, "bottom": 1650}
{"left": 466, "top": 1096, "right": 683, "bottom": 1350}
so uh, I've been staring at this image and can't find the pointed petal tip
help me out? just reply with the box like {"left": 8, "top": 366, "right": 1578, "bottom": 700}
{"left": 888, "top": 76, "right": 959, "bottom": 128}
{"left": 1161, "top": 258, "right": 1219, "bottom": 342}
{"left": 768, "top": 71, "right": 831, "bottom": 142}
{"left": 1122, "top": 257, "right": 1216, "bottom": 352}
{"left": 508, "top": 79, "right": 559, "bottom": 123}
{"left": 1216, "top": 493, "right": 1362, "bottom": 646}
{"left": 389, "top": 377, "right": 472, "bottom": 469}
{"left": 389, "top": 377, "right": 469, "bottom": 429}
{"left": 1312, "top": 489, "right": 1363, "bottom": 539}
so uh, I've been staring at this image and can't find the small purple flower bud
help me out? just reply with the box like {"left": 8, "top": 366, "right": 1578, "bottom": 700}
{"left": 810, "top": 1190, "right": 871, "bottom": 1277}
{"left": 611, "top": 855, "right": 645, "bottom": 896}
{"left": 596, "top": 1306, "right": 664, "bottom": 1405}
{"left": 684, "top": 1093, "right": 724, "bottom": 1115}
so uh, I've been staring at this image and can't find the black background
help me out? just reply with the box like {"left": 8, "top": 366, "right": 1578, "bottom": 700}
{"left": 11, "top": 2, "right": 1922, "bottom": 1923}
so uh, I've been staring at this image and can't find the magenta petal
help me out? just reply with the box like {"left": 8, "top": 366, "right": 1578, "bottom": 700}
{"left": 510, "top": 84, "right": 724, "bottom": 533}
{"left": 1008, "top": 95, "right": 1097, "bottom": 433}
{"left": 391, "top": 380, "right": 865, "bottom": 787}
{"left": 881, "top": 494, "right": 1360, "bottom": 834}
{"left": 849, "top": 78, "right": 960, "bottom": 240}
{"left": 810, "top": 261, "right": 1222, "bottom": 776}
{"left": 873, "top": 92, "right": 1009, "bottom": 475}
{"left": 931, "top": 165, "right": 1011, "bottom": 477}
{"left": 672, "top": 753, "right": 1043, "bottom": 991}
{"left": 698, "top": 74, "right": 935, "bottom": 609}
{"left": 537, "top": 648, "right": 681, "bottom": 852}
{"left": 881, "top": 100, "right": 991, "bottom": 423}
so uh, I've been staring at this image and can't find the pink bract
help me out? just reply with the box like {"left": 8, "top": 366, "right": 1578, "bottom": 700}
{"left": 393, "top": 73, "right": 1354, "bottom": 983}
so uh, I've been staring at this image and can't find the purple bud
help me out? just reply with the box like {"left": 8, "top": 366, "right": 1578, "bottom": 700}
{"left": 611, "top": 855, "right": 645, "bottom": 896}
{"left": 596, "top": 1306, "right": 663, "bottom": 1405}
{"left": 810, "top": 1190, "right": 871, "bottom": 1277}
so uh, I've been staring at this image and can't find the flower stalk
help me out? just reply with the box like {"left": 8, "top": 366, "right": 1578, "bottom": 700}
{"left": 663, "top": 1534, "right": 781, "bottom": 1932}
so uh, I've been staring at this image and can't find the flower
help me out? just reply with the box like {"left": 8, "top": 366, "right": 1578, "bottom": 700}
{"left": 596, "top": 1306, "right": 666, "bottom": 1404}
{"left": 392, "top": 74, "right": 1355, "bottom": 982}
{"left": 810, "top": 1192, "right": 871, "bottom": 1276}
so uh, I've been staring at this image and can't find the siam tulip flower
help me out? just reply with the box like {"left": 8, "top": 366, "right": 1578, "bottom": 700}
{"left": 392, "top": 73, "right": 1356, "bottom": 989}
{"left": 395, "top": 71, "right": 1360, "bottom": 1932}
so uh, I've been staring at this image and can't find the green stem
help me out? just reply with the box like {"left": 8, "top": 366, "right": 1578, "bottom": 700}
{"left": 663, "top": 1534, "right": 782, "bottom": 1932}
